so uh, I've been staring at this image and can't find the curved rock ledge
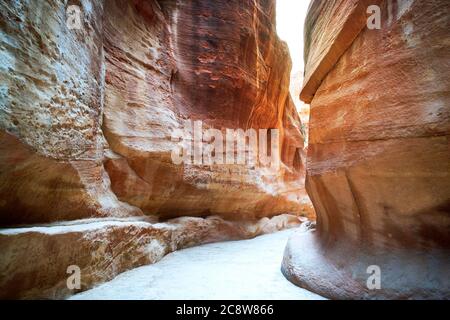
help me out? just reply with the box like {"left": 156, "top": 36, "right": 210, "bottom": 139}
{"left": 282, "top": 228, "right": 449, "bottom": 300}
{"left": 300, "top": 0, "right": 382, "bottom": 103}
{"left": 0, "top": 0, "right": 309, "bottom": 225}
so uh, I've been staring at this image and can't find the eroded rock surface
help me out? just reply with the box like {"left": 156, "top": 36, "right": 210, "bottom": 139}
{"left": 283, "top": 0, "right": 450, "bottom": 299}
{"left": 0, "top": 0, "right": 310, "bottom": 299}
{"left": 0, "top": 0, "right": 140, "bottom": 225}
{"left": 0, "top": 214, "right": 303, "bottom": 299}
{"left": 0, "top": 0, "right": 309, "bottom": 225}
{"left": 102, "top": 0, "right": 310, "bottom": 220}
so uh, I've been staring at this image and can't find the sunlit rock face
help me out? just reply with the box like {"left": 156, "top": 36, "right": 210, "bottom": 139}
{"left": 0, "top": 0, "right": 310, "bottom": 225}
{"left": 0, "top": 0, "right": 142, "bottom": 225}
{"left": 282, "top": 0, "right": 450, "bottom": 299}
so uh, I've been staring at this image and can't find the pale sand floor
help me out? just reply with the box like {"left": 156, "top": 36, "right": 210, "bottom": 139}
{"left": 71, "top": 229, "right": 324, "bottom": 300}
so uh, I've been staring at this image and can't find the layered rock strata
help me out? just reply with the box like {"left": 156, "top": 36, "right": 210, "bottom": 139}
{"left": 0, "top": 0, "right": 309, "bottom": 225}
{"left": 101, "top": 0, "right": 309, "bottom": 221}
{"left": 0, "top": 0, "right": 140, "bottom": 225}
{"left": 282, "top": 0, "right": 450, "bottom": 299}
{"left": 0, "top": 214, "right": 302, "bottom": 299}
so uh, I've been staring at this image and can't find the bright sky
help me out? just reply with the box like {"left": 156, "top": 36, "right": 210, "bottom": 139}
{"left": 276, "top": 0, "right": 311, "bottom": 73}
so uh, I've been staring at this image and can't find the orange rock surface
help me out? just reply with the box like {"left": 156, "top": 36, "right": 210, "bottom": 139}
{"left": 0, "top": 0, "right": 143, "bottom": 225}
{"left": 0, "top": 0, "right": 310, "bottom": 225}
{"left": 283, "top": 0, "right": 450, "bottom": 299}
{"left": 0, "top": 0, "right": 311, "bottom": 299}
{"left": 0, "top": 214, "right": 302, "bottom": 299}
{"left": 102, "top": 0, "right": 311, "bottom": 221}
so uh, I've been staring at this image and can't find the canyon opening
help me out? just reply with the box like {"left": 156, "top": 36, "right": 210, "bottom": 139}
{"left": 0, "top": 0, "right": 449, "bottom": 306}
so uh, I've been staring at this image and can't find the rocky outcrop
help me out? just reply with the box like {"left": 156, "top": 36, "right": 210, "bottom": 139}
{"left": 0, "top": 214, "right": 303, "bottom": 299}
{"left": 283, "top": 0, "right": 450, "bottom": 299}
{"left": 0, "top": 0, "right": 309, "bottom": 226}
{"left": 0, "top": 0, "right": 141, "bottom": 225}
{"left": 102, "top": 0, "right": 310, "bottom": 221}
{"left": 0, "top": 0, "right": 309, "bottom": 299}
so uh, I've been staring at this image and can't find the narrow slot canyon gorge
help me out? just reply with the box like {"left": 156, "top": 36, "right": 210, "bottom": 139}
{"left": 0, "top": 0, "right": 449, "bottom": 300}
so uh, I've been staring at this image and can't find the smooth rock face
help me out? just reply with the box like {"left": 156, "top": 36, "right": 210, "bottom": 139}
{"left": 0, "top": 0, "right": 310, "bottom": 225}
{"left": 301, "top": 0, "right": 383, "bottom": 103}
{"left": 102, "top": 0, "right": 310, "bottom": 220}
{"left": 283, "top": 0, "right": 450, "bottom": 299}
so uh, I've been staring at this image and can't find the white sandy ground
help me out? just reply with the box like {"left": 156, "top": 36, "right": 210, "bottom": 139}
{"left": 70, "top": 229, "right": 325, "bottom": 300}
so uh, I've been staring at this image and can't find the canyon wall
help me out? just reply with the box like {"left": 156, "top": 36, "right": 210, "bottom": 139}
{"left": 0, "top": 0, "right": 309, "bottom": 226}
{"left": 0, "top": 0, "right": 308, "bottom": 298}
{"left": 283, "top": 0, "right": 450, "bottom": 299}
{"left": 102, "top": 0, "right": 309, "bottom": 221}
{"left": 0, "top": 0, "right": 141, "bottom": 225}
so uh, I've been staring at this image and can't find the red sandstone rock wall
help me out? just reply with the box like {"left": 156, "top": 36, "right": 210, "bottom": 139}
{"left": 0, "top": 0, "right": 141, "bottom": 225}
{"left": 102, "top": 0, "right": 309, "bottom": 221}
{"left": 0, "top": 0, "right": 309, "bottom": 226}
{"left": 0, "top": 0, "right": 310, "bottom": 299}
{"left": 283, "top": 0, "right": 450, "bottom": 299}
